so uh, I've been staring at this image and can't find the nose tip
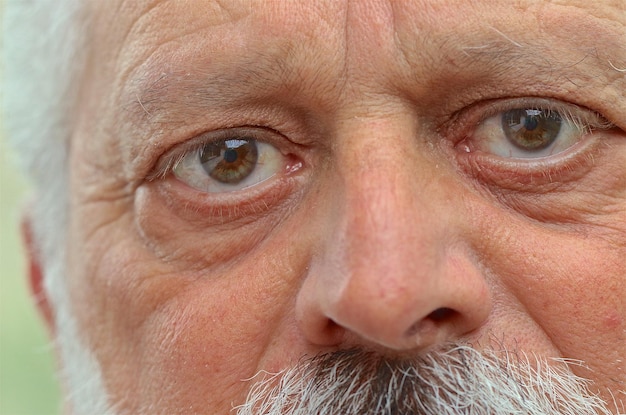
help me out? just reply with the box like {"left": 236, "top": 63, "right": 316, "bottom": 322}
{"left": 296, "top": 249, "right": 492, "bottom": 352}
{"left": 338, "top": 269, "right": 488, "bottom": 351}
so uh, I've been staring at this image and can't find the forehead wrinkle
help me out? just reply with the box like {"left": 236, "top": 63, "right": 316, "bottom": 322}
{"left": 113, "top": 1, "right": 251, "bottom": 87}
{"left": 93, "top": 0, "right": 170, "bottom": 83}
{"left": 545, "top": 0, "right": 626, "bottom": 22}
{"left": 387, "top": 0, "right": 626, "bottom": 84}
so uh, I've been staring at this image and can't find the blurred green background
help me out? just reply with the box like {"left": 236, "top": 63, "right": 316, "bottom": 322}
{"left": 1, "top": 136, "right": 61, "bottom": 414}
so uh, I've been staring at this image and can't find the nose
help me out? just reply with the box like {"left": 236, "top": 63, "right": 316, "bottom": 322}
{"left": 296, "top": 117, "right": 492, "bottom": 352}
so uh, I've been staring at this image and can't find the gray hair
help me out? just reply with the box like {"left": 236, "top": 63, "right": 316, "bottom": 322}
{"left": 3, "top": 0, "right": 86, "bottom": 283}
{"left": 3, "top": 2, "right": 115, "bottom": 413}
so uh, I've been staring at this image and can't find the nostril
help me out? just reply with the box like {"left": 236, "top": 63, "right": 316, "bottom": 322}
{"left": 404, "top": 308, "right": 457, "bottom": 338}
{"left": 428, "top": 307, "right": 456, "bottom": 322}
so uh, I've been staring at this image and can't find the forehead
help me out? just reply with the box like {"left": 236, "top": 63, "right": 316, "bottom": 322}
{"left": 98, "top": 0, "right": 626, "bottom": 36}
{"left": 99, "top": 0, "right": 624, "bottom": 92}
{"left": 95, "top": 0, "right": 626, "bottom": 96}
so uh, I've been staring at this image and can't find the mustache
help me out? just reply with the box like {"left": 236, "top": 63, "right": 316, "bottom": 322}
{"left": 236, "top": 345, "right": 618, "bottom": 415}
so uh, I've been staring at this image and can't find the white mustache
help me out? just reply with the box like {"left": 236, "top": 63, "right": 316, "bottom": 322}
{"left": 236, "top": 345, "right": 621, "bottom": 415}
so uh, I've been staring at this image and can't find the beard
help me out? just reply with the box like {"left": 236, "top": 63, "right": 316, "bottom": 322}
{"left": 236, "top": 345, "right": 621, "bottom": 415}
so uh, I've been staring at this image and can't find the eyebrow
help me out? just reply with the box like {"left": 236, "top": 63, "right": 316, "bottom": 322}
{"left": 127, "top": 38, "right": 620, "bottom": 120}
{"left": 127, "top": 45, "right": 320, "bottom": 122}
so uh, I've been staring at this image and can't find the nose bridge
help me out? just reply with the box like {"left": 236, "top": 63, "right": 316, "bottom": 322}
{"left": 337, "top": 123, "right": 443, "bottom": 295}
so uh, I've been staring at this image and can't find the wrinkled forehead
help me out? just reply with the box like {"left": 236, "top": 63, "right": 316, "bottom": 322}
{"left": 89, "top": 0, "right": 626, "bottom": 73}
{"left": 89, "top": 0, "right": 626, "bottom": 100}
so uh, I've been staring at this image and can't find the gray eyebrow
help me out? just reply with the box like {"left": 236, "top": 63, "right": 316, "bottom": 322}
{"left": 443, "top": 36, "right": 600, "bottom": 80}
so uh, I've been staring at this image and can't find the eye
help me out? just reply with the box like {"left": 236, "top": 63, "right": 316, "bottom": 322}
{"left": 172, "top": 134, "right": 285, "bottom": 193}
{"left": 463, "top": 105, "right": 600, "bottom": 159}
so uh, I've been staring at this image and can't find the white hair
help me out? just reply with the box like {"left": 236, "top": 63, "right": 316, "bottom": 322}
{"left": 3, "top": 1, "right": 114, "bottom": 413}
{"left": 237, "top": 346, "right": 622, "bottom": 415}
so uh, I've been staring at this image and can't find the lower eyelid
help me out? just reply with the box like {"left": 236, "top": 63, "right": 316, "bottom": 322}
{"left": 455, "top": 133, "right": 603, "bottom": 191}
{"left": 152, "top": 167, "right": 307, "bottom": 226}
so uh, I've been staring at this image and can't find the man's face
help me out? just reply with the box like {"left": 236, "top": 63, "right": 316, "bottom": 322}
{"left": 56, "top": 0, "right": 626, "bottom": 412}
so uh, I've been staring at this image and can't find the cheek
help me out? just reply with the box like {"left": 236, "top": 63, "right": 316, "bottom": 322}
{"left": 68, "top": 202, "right": 316, "bottom": 413}
{"left": 484, "top": 219, "right": 626, "bottom": 385}
{"left": 135, "top": 279, "right": 281, "bottom": 410}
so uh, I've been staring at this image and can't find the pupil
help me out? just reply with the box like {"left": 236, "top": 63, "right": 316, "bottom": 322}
{"left": 224, "top": 148, "right": 238, "bottom": 163}
{"left": 524, "top": 115, "right": 539, "bottom": 131}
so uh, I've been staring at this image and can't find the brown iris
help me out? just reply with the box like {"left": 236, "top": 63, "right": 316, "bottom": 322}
{"left": 200, "top": 139, "right": 259, "bottom": 184}
{"left": 502, "top": 109, "right": 562, "bottom": 151}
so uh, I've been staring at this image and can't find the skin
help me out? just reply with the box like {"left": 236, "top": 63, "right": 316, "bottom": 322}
{"left": 28, "top": 0, "right": 626, "bottom": 413}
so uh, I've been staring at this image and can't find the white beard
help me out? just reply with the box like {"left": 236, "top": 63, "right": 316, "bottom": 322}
{"left": 236, "top": 346, "right": 623, "bottom": 415}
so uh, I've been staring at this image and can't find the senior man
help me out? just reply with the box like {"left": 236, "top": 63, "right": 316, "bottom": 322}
{"left": 4, "top": 0, "right": 626, "bottom": 414}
